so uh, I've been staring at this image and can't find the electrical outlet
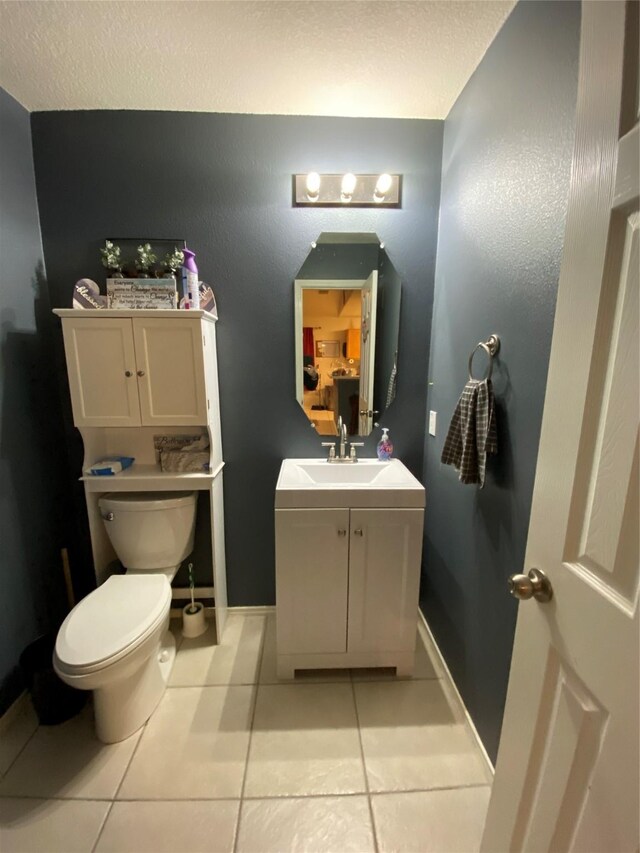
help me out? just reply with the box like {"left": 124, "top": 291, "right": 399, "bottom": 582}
{"left": 429, "top": 410, "right": 437, "bottom": 436}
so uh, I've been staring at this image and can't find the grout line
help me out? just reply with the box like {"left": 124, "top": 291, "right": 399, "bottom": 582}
{"left": 91, "top": 721, "right": 148, "bottom": 853}
{"left": 0, "top": 781, "right": 491, "bottom": 805}
{"left": 232, "top": 616, "right": 268, "bottom": 853}
{"left": 0, "top": 715, "right": 39, "bottom": 782}
{"left": 91, "top": 800, "right": 114, "bottom": 853}
{"left": 350, "top": 679, "right": 379, "bottom": 853}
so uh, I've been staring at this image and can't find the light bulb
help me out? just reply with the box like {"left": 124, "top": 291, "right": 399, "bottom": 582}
{"left": 341, "top": 172, "right": 357, "bottom": 202}
{"left": 306, "top": 172, "right": 321, "bottom": 201}
{"left": 374, "top": 173, "right": 393, "bottom": 201}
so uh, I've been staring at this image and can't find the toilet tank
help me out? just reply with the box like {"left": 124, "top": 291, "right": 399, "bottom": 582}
{"left": 99, "top": 492, "right": 198, "bottom": 571}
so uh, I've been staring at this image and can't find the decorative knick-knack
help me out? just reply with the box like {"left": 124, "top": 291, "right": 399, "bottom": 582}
{"left": 100, "top": 240, "right": 124, "bottom": 278}
{"left": 135, "top": 243, "right": 157, "bottom": 278}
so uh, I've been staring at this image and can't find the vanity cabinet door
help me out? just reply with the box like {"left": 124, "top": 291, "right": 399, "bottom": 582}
{"left": 347, "top": 509, "right": 423, "bottom": 654}
{"left": 132, "top": 318, "right": 207, "bottom": 425}
{"left": 61, "top": 318, "right": 141, "bottom": 427}
{"left": 275, "top": 509, "right": 350, "bottom": 655}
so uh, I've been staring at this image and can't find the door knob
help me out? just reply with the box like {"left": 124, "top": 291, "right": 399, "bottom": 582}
{"left": 137, "top": 370, "right": 145, "bottom": 377}
{"left": 353, "top": 529, "right": 363, "bottom": 537}
{"left": 124, "top": 370, "right": 132, "bottom": 377}
{"left": 337, "top": 529, "right": 347, "bottom": 537}
{"left": 508, "top": 568, "right": 553, "bottom": 603}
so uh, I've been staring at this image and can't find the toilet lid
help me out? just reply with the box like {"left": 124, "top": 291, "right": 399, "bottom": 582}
{"left": 56, "top": 575, "right": 171, "bottom": 670}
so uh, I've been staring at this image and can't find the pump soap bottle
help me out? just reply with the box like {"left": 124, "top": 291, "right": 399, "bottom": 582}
{"left": 181, "top": 248, "right": 199, "bottom": 309}
{"left": 377, "top": 428, "right": 394, "bottom": 461}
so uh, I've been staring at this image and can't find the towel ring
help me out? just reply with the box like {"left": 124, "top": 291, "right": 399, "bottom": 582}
{"left": 468, "top": 334, "right": 500, "bottom": 382}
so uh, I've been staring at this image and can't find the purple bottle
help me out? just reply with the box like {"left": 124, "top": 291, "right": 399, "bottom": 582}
{"left": 181, "top": 248, "right": 199, "bottom": 309}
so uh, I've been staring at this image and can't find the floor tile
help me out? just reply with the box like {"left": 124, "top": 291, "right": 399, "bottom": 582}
{"left": 118, "top": 685, "right": 253, "bottom": 799}
{"left": 95, "top": 799, "right": 239, "bottom": 852}
{"left": 372, "top": 787, "right": 492, "bottom": 852}
{"left": 237, "top": 795, "right": 375, "bottom": 853}
{"left": 355, "top": 680, "right": 491, "bottom": 792}
{"left": 0, "top": 797, "right": 109, "bottom": 853}
{"left": 351, "top": 628, "right": 440, "bottom": 681}
{"left": 244, "top": 683, "right": 365, "bottom": 797}
{"left": 0, "top": 707, "right": 141, "bottom": 799}
{"left": 170, "top": 614, "right": 265, "bottom": 687}
{"left": 0, "top": 697, "right": 38, "bottom": 778}
{"left": 259, "top": 615, "right": 350, "bottom": 684}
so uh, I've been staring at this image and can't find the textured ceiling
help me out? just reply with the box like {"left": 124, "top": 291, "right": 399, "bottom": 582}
{"left": 0, "top": 1, "right": 515, "bottom": 118}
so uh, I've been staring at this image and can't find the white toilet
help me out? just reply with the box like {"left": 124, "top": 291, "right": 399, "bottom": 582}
{"left": 54, "top": 491, "right": 198, "bottom": 743}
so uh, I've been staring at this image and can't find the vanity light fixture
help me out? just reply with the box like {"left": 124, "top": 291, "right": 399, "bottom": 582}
{"left": 293, "top": 173, "right": 402, "bottom": 207}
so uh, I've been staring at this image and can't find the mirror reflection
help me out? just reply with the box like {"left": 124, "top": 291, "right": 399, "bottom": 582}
{"left": 294, "top": 233, "right": 401, "bottom": 437}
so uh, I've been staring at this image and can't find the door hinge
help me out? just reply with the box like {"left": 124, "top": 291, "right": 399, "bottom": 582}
{"left": 207, "top": 398, "right": 210, "bottom": 410}
{"left": 203, "top": 335, "right": 206, "bottom": 346}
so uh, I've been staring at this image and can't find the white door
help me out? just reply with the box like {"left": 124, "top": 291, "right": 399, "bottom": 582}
{"left": 358, "top": 270, "right": 378, "bottom": 434}
{"left": 482, "top": 4, "right": 639, "bottom": 851}
{"left": 132, "top": 318, "right": 207, "bottom": 426}
{"left": 61, "top": 317, "right": 141, "bottom": 427}
{"left": 347, "top": 509, "right": 423, "bottom": 654}
{"left": 275, "top": 509, "right": 349, "bottom": 655}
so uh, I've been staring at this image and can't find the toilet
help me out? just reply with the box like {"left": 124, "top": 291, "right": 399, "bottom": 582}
{"left": 54, "top": 491, "right": 198, "bottom": 743}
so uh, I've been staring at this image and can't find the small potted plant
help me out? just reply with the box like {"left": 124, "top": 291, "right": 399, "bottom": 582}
{"left": 182, "top": 562, "right": 206, "bottom": 638}
{"left": 100, "top": 240, "right": 123, "bottom": 278}
{"left": 163, "top": 247, "right": 184, "bottom": 281}
{"left": 135, "top": 243, "right": 157, "bottom": 278}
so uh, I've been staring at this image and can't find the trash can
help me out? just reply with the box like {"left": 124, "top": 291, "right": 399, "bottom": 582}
{"left": 19, "top": 634, "right": 86, "bottom": 725}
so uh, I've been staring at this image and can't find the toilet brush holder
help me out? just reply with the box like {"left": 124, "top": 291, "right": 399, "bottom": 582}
{"left": 182, "top": 602, "right": 206, "bottom": 638}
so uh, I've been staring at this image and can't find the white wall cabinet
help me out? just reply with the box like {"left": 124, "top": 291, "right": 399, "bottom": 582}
{"left": 61, "top": 314, "right": 208, "bottom": 427}
{"left": 54, "top": 308, "right": 228, "bottom": 642}
{"left": 275, "top": 506, "right": 424, "bottom": 677}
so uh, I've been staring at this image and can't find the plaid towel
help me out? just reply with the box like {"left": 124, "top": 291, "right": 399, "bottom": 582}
{"left": 441, "top": 379, "right": 497, "bottom": 487}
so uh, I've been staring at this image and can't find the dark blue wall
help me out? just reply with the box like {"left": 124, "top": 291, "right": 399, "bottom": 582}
{"left": 0, "top": 88, "right": 68, "bottom": 713}
{"left": 30, "top": 112, "right": 443, "bottom": 609}
{"left": 420, "top": 0, "right": 581, "bottom": 762}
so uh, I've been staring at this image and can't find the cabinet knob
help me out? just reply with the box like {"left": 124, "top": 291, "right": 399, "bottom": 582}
{"left": 354, "top": 529, "right": 363, "bottom": 537}
{"left": 124, "top": 370, "right": 132, "bottom": 377}
{"left": 137, "top": 370, "right": 145, "bottom": 377}
{"left": 337, "top": 529, "right": 347, "bottom": 537}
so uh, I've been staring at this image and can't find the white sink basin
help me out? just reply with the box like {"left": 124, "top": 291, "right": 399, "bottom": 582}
{"left": 276, "top": 458, "right": 425, "bottom": 508}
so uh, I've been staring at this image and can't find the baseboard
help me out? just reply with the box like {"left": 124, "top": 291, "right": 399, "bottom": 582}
{"left": 228, "top": 605, "right": 276, "bottom": 616}
{"left": 418, "top": 608, "right": 495, "bottom": 777}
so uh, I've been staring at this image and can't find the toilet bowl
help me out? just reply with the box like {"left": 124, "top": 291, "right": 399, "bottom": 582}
{"left": 54, "top": 491, "right": 198, "bottom": 743}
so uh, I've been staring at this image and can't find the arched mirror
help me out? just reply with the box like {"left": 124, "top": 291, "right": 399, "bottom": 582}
{"left": 294, "top": 233, "right": 401, "bottom": 437}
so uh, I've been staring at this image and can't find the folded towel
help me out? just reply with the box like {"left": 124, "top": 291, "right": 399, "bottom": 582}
{"left": 441, "top": 379, "right": 497, "bottom": 487}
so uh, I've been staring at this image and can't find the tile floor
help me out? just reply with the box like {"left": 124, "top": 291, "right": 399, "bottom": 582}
{"left": 0, "top": 612, "right": 492, "bottom": 853}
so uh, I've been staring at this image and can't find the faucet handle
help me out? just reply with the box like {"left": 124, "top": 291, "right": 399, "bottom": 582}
{"left": 321, "top": 442, "right": 336, "bottom": 461}
{"left": 349, "top": 442, "right": 365, "bottom": 461}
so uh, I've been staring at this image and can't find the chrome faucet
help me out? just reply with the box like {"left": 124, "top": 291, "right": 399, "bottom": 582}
{"left": 339, "top": 417, "right": 347, "bottom": 461}
{"left": 320, "top": 416, "right": 365, "bottom": 462}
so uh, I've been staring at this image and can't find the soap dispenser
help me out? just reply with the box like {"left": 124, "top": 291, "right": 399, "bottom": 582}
{"left": 377, "top": 427, "right": 394, "bottom": 461}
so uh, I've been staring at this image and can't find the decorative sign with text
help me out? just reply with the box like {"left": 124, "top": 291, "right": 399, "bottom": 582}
{"left": 107, "top": 278, "right": 177, "bottom": 309}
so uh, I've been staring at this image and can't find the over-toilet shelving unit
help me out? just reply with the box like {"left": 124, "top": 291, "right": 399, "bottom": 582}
{"left": 53, "top": 308, "right": 228, "bottom": 642}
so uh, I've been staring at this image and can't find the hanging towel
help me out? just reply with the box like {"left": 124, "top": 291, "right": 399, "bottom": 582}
{"left": 441, "top": 379, "right": 497, "bottom": 487}
{"left": 303, "top": 327, "right": 315, "bottom": 358}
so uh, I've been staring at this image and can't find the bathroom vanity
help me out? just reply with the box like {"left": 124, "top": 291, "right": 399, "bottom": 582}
{"left": 53, "top": 309, "right": 228, "bottom": 641}
{"left": 275, "top": 458, "right": 425, "bottom": 677}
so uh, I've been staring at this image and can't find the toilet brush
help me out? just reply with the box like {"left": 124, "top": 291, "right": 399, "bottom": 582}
{"left": 182, "top": 563, "right": 206, "bottom": 638}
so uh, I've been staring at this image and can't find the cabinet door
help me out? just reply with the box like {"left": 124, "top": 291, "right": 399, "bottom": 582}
{"left": 276, "top": 509, "right": 349, "bottom": 655}
{"left": 132, "top": 318, "right": 207, "bottom": 425}
{"left": 61, "top": 318, "right": 141, "bottom": 426}
{"left": 348, "top": 509, "right": 424, "bottom": 653}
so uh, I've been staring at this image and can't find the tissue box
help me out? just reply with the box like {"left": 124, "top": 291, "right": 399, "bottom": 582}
{"left": 160, "top": 450, "right": 210, "bottom": 473}
{"left": 107, "top": 279, "right": 177, "bottom": 309}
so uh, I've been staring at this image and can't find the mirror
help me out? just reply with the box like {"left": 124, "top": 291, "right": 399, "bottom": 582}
{"left": 294, "top": 233, "right": 401, "bottom": 437}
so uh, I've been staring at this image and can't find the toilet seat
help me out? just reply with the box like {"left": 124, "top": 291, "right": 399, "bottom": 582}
{"left": 55, "top": 575, "right": 171, "bottom": 675}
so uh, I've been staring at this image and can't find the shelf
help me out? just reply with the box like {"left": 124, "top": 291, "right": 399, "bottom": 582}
{"left": 53, "top": 308, "right": 217, "bottom": 322}
{"left": 82, "top": 461, "right": 224, "bottom": 492}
